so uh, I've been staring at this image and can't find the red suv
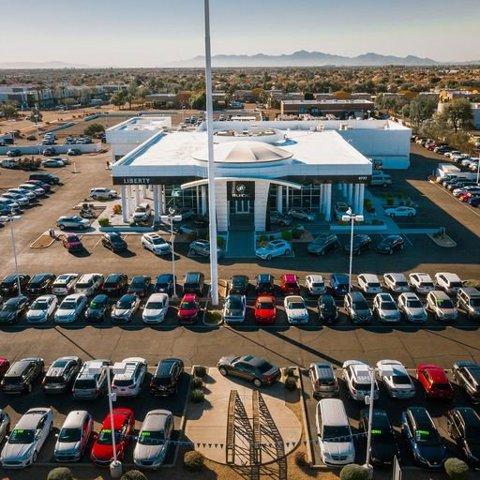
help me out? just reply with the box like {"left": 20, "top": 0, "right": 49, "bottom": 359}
{"left": 91, "top": 408, "right": 135, "bottom": 465}
{"left": 178, "top": 293, "right": 200, "bottom": 323}
{"left": 254, "top": 295, "right": 276, "bottom": 324}
{"left": 416, "top": 363, "right": 454, "bottom": 400}
{"left": 280, "top": 274, "right": 300, "bottom": 295}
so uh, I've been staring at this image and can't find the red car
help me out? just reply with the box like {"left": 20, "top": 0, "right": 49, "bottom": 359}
{"left": 280, "top": 274, "right": 300, "bottom": 295}
{"left": 178, "top": 293, "right": 200, "bottom": 323}
{"left": 62, "top": 233, "right": 83, "bottom": 252}
{"left": 254, "top": 295, "right": 276, "bottom": 324}
{"left": 416, "top": 363, "right": 454, "bottom": 401}
{"left": 0, "top": 357, "right": 10, "bottom": 379}
{"left": 91, "top": 408, "right": 135, "bottom": 466}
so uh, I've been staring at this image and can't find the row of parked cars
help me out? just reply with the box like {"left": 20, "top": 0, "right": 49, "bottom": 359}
{"left": 436, "top": 173, "right": 480, "bottom": 207}
{"left": 414, "top": 136, "right": 478, "bottom": 169}
{"left": 0, "top": 355, "right": 183, "bottom": 469}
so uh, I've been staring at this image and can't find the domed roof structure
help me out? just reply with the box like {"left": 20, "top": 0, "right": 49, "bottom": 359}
{"left": 192, "top": 141, "right": 292, "bottom": 164}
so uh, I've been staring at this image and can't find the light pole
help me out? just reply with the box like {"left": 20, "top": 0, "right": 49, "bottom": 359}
{"left": 161, "top": 210, "right": 182, "bottom": 300}
{"left": 5, "top": 214, "right": 22, "bottom": 295}
{"left": 341, "top": 209, "right": 364, "bottom": 292}
{"left": 363, "top": 366, "right": 376, "bottom": 478}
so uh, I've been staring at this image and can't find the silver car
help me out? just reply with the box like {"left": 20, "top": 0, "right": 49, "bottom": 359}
{"left": 222, "top": 294, "right": 246, "bottom": 323}
{"left": 133, "top": 409, "right": 173, "bottom": 469}
{"left": 54, "top": 410, "right": 93, "bottom": 462}
{"left": 1, "top": 408, "right": 53, "bottom": 469}
{"left": 26, "top": 294, "right": 58, "bottom": 323}
{"left": 372, "top": 293, "right": 401, "bottom": 322}
{"left": 54, "top": 293, "right": 88, "bottom": 324}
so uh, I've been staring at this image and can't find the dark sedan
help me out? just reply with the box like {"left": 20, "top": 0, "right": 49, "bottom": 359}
{"left": 0, "top": 296, "right": 29, "bottom": 324}
{"left": 0, "top": 274, "right": 30, "bottom": 296}
{"left": 84, "top": 294, "right": 110, "bottom": 322}
{"left": 255, "top": 274, "right": 275, "bottom": 295}
{"left": 101, "top": 233, "right": 128, "bottom": 252}
{"left": 150, "top": 358, "right": 184, "bottom": 396}
{"left": 329, "top": 273, "right": 349, "bottom": 296}
{"left": 447, "top": 407, "right": 480, "bottom": 466}
{"left": 344, "top": 234, "right": 371, "bottom": 255}
{"left": 317, "top": 294, "right": 338, "bottom": 324}
{"left": 26, "top": 273, "right": 56, "bottom": 295}
{"left": 1, "top": 357, "right": 44, "bottom": 394}
{"left": 229, "top": 275, "right": 249, "bottom": 295}
{"left": 127, "top": 276, "right": 151, "bottom": 298}
{"left": 217, "top": 355, "right": 280, "bottom": 388}
{"left": 155, "top": 274, "right": 176, "bottom": 296}
{"left": 103, "top": 273, "right": 128, "bottom": 296}
{"left": 376, "top": 235, "right": 405, "bottom": 254}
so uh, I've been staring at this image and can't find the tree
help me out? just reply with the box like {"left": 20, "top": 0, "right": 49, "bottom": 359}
{"left": 0, "top": 102, "right": 18, "bottom": 119}
{"left": 190, "top": 91, "right": 206, "bottom": 110}
{"left": 111, "top": 90, "right": 126, "bottom": 109}
{"left": 441, "top": 98, "right": 473, "bottom": 132}
{"left": 84, "top": 123, "right": 105, "bottom": 137}
{"left": 408, "top": 97, "right": 437, "bottom": 127}
{"left": 29, "top": 108, "right": 42, "bottom": 123}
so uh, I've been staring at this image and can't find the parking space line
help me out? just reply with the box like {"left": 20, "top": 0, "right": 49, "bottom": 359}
{"left": 431, "top": 181, "right": 480, "bottom": 219}
{"left": 402, "top": 234, "right": 413, "bottom": 246}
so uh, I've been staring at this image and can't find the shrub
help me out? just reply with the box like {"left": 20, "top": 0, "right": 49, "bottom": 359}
{"left": 190, "top": 388, "right": 205, "bottom": 403}
{"left": 120, "top": 470, "right": 148, "bottom": 480}
{"left": 184, "top": 450, "right": 205, "bottom": 471}
{"left": 294, "top": 450, "right": 308, "bottom": 467}
{"left": 191, "top": 376, "right": 203, "bottom": 388}
{"left": 113, "top": 204, "right": 122, "bottom": 215}
{"left": 47, "top": 467, "right": 75, "bottom": 480}
{"left": 84, "top": 123, "right": 105, "bottom": 137}
{"left": 281, "top": 229, "right": 293, "bottom": 241}
{"left": 386, "top": 196, "right": 395, "bottom": 206}
{"left": 204, "top": 310, "right": 222, "bottom": 324}
{"left": 98, "top": 217, "right": 110, "bottom": 227}
{"left": 284, "top": 366, "right": 296, "bottom": 377}
{"left": 291, "top": 228, "right": 303, "bottom": 239}
{"left": 285, "top": 376, "right": 297, "bottom": 391}
{"left": 339, "top": 464, "right": 370, "bottom": 480}
{"left": 444, "top": 457, "right": 469, "bottom": 480}
{"left": 194, "top": 365, "right": 207, "bottom": 377}
{"left": 216, "top": 236, "right": 225, "bottom": 248}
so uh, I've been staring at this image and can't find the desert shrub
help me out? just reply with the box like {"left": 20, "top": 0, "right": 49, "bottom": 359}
{"left": 190, "top": 389, "right": 205, "bottom": 403}
{"left": 339, "top": 464, "right": 370, "bottom": 480}
{"left": 98, "top": 217, "right": 110, "bottom": 227}
{"left": 120, "top": 470, "right": 147, "bottom": 480}
{"left": 183, "top": 450, "right": 205, "bottom": 471}
{"left": 191, "top": 376, "right": 203, "bottom": 388}
{"left": 281, "top": 229, "right": 293, "bottom": 241}
{"left": 204, "top": 310, "right": 222, "bottom": 324}
{"left": 294, "top": 450, "right": 308, "bottom": 467}
{"left": 113, "top": 204, "right": 122, "bottom": 215}
{"left": 47, "top": 467, "right": 74, "bottom": 480}
{"left": 285, "top": 376, "right": 297, "bottom": 391}
{"left": 444, "top": 457, "right": 469, "bottom": 480}
{"left": 284, "top": 366, "right": 296, "bottom": 377}
{"left": 194, "top": 365, "right": 207, "bottom": 377}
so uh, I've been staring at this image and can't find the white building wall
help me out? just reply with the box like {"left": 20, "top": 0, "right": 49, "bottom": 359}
{"left": 254, "top": 182, "right": 270, "bottom": 231}
{"left": 215, "top": 182, "right": 229, "bottom": 232}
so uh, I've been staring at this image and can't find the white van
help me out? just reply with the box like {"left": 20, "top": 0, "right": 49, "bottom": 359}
{"left": 316, "top": 398, "right": 355, "bottom": 466}
{"left": 370, "top": 171, "right": 392, "bottom": 187}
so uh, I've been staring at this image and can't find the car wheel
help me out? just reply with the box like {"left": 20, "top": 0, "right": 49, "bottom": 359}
{"left": 285, "top": 249, "right": 291, "bottom": 256}
{"left": 253, "top": 378, "right": 262, "bottom": 388}
{"left": 59, "top": 224, "right": 65, "bottom": 230}
{"left": 219, "top": 367, "right": 228, "bottom": 377}
{"left": 266, "top": 255, "right": 272, "bottom": 261}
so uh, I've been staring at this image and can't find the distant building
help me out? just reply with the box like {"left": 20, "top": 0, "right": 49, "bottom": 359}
{"left": 471, "top": 103, "right": 480, "bottom": 129}
{"left": 146, "top": 93, "right": 178, "bottom": 108}
{"left": 314, "top": 92, "right": 372, "bottom": 101}
{"left": 280, "top": 99, "right": 374, "bottom": 119}
{"left": 233, "top": 90, "right": 255, "bottom": 102}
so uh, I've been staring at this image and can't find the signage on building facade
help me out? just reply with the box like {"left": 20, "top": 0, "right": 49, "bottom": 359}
{"left": 227, "top": 181, "right": 254, "bottom": 200}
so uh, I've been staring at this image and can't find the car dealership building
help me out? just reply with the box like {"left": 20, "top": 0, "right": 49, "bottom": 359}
{"left": 108, "top": 118, "right": 411, "bottom": 232}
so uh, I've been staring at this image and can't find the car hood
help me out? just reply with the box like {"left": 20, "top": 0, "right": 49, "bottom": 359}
{"left": 416, "top": 444, "right": 445, "bottom": 466}
{"left": 218, "top": 356, "right": 237, "bottom": 366}
{"left": 113, "top": 308, "right": 132, "bottom": 317}
{"left": 0, "top": 311, "right": 15, "bottom": 320}
{"left": 256, "top": 308, "right": 275, "bottom": 317}
{"left": 322, "top": 440, "right": 354, "bottom": 457}
{"left": 92, "top": 442, "right": 115, "bottom": 461}
{"left": 408, "top": 307, "right": 426, "bottom": 316}
{"left": 179, "top": 308, "right": 197, "bottom": 316}
{"left": 225, "top": 308, "right": 244, "bottom": 317}
{"left": 26, "top": 309, "right": 47, "bottom": 320}
{"left": 56, "top": 308, "right": 75, "bottom": 317}
{"left": 255, "top": 247, "right": 270, "bottom": 255}
{"left": 143, "top": 308, "right": 165, "bottom": 317}
{"left": 134, "top": 443, "right": 166, "bottom": 462}
{"left": 2, "top": 442, "right": 34, "bottom": 461}
{"left": 371, "top": 442, "right": 396, "bottom": 461}
{"left": 287, "top": 308, "right": 308, "bottom": 317}
{"left": 55, "top": 440, "right": 81, "bottom": 454}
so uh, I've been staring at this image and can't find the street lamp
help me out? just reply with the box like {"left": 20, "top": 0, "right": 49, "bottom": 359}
{"left": 2, "top": 214, "right": 22, "bottom": 295}
{"left": 341, "top": 209, "right": 364, "bottom": 292}
{"left": 363, "top": 366, "right": 376, "bottom": 478}
{"left": 161, "top": 208, "right": 182, "bottom": 300}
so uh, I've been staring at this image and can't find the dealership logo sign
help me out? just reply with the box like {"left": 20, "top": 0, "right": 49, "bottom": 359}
{"left": 122, "top": 177, "right": 152, "bottom": 185}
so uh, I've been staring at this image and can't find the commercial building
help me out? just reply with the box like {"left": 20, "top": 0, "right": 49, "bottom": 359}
{"left": 280, "top": 99, "right": 375, "bottom": 118}
{"left": 109, "top": 118, "right": 411, "bottom": 231}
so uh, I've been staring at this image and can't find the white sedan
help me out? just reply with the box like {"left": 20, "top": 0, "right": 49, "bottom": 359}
{"left": 284, "top": 296, "right": 309, "bottom": 324}
{"left": 384, "top": 206, "right": 416, "bottom": 218}
{"left": 141, "top": 233, "right": 171, "bottom": 255}
{"left": 375, "top": 359, "right": 416, "bottom": 399}
{"left": 26, "top": 295, "right": 58, "bottom": 323}
{"left": 90, "top": 188, "right": 118, "bottom": 200}
{"left": 255, "top": 240, "right": 292, "bottom": 260}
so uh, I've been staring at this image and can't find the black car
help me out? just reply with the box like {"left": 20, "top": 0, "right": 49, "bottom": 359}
{"left": 154, "top": 274, "right": 176, "bottom": 296}
{"left": 183, "top": 272, "right": 205, "bottom": 295}
{"left": 453, "top": 361, "right": 480, "bottom": 404}
{"left": 255, "top": 273, "right": 275, "bottom": 294}
{"left": 447, "top": 407, "right": 480, "bottom": 466}
{"left": 29, "top": 172, "right": 60, "bottom": 185}
{"left": 84, "top": 294, "right": 110, "bottom": 322}
{"left": 127, "top": 275, "right": 151, "bottom": 298}
{"left": 0, "top": 274, "right": 30, "bottom": 296}
{"left": 26, "top": 272, "right": 56, "bottom": 295}
{"left": 317, "top": 294, "right": 338, "bottom": 323}
{"left": 0, "top": 295, "right": 29, "bottom": 324}
{"left": 42, "top": 356, "right": 83, "bottom": 394}
{"left": 26, "top": 179, "right": 51, "bottom": 193}
{"left": 1, "top": 357, "right": 44, "bottom": 394}
{"left": 102, "top": 273, "right": 128, "bottom": 296}
{"left": 376, "top": 235, "right": 405, "bottom": 254}
{"left": 360, "top": 409, "right": 398, "bottom": 465}
{"left": 307, "top": 234, "right": 341, "bottom": 256}
{"left": 229, "top": 275, "right": 249, "bottom": 295}
{"left": 217, "top": 355, "right": 281, "bottom": 388}
{"left": 344, "top": 234, "right": 371, "bottom": 255}
{"left": 150, "top": 358, "right": 184, "bottom": 396}
{"left": 101, "top": 232, "right": 128, "bottom": 252}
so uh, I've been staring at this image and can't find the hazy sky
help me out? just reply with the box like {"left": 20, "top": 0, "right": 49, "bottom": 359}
{"left": 1, "top": 0, "right": 479, "bottom": 66}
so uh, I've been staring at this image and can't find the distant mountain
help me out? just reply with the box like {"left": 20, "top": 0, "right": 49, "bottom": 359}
{"left": 0, "top": 61, "right": 89, "bottom": 69}
{"left": 169, "top": 50, "right": 440, "bottom": 68}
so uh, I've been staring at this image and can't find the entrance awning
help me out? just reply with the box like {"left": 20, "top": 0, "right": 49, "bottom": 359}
{"left": 180, "top": 177, "right": 302, "bottom": 190}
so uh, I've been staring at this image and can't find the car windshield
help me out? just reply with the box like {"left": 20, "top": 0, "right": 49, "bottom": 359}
{"left": 9, "top": 429, "right": 35, "bottom": 444}
{"left": 3, "top": 303, "right": 19, "bottom": 312}
{"left": 396, "top": 281, "right": 408, "bottom": 287}
{"left": 61, "top": 300, "right": 77, "bottom": 310}
{"left": 471, "top": 299, "right": 480, "bottom": 307}
{"left": 382, "top": 302, "right": 397, "bottom": 311}
{"left": 181, "top": 302, "right": 196, "bottom": 310}
{"left": 131, "top": 278, "right": 145, "bottom": 286}
{"left": 138, "top": 429, "right": 165, "bottom": 446}
{"left": 59, "top": 428, "right": 82, "bottom": 442}
{"left": 415, "top": 428, "right": 439, "bottom": 446}
{"left": 437, "top": 299, "right": 454, "bottom": 308}
{"left": 146, "top": 301, "right": 164, "bottom": 309}
{"left": 152, "top": 238, "right": 166, "bottom": 245}
{"left": 31, "top": 300, "right": 49, "bottom": 310}
{"left": 323, "top": 425, "right": 351, "bottom": 442}
{"left": 118, "top": 298, "right": 135, "bottom": 309}
{"left": 227, "top": 298, "right": 243, "bottom": 310}
{"left": 89, "top": 300, "right": 104, "bottom": 310}
{"left": 75, "top": 379, "right": 96, "bottom": 389}
{"left": 312, "top": 283, "right": 324, "bottom": 288}
{"left": 257, "top": 360, "right": 273, "bottom": 373}
{"left": 369, "top": 283, "right": 381, "bottom": 288}
{"left": 450, "top": 282, "right": 462, "bottom": 288}
{"left": 258, "top": 301, "right": 274, "bottom": 309}
{"left": 289, "top": 302, "right": 305, "bottom": 310}
{"left": 98, "top": 429, "right": 121, "bottom": 445}
{"left": 392, "top": 375, "right": 411, "bottom": 385}
{"left": 422, "top": 282, "right": 434, "bottom": 288}
{"left": 353, "top": 301, "right": 369, "bottom": 310}
{"left": 406, "top": 300, "right": 422, "bottom": 308}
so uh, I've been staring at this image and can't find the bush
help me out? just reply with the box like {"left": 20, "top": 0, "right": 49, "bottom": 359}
{"left": 291, "top": 228, "right": 303, "bottom": 239}
{"left": 98, "top": 217, "right": 110, "bottom": 227}
{"left": 84, "top": 122, "right": 105, "bottom": 137}
{"left": 47, "top": 467, "right": 75, "bottom": 480}
{"left": 281, "top": 229, "right": 293, "bottom": 241}
{"left": 294, "top": 450, "right": 308, "bottom": 467}
{"left": 191, "top": 376, "right": 203, "bottom": 388}
{"left": 120, "top": 470, "right": 148, "bottom": 480}
{"left": 204, "top": 310, "right": 222, "bottom": 324}
{"left": 386, "top": 196, "right": 395, "bottom": 206}
{"left": 284, "top": 366, "right": 296, "bottom": 377}
{"left": 444, "top": 457, "right": 469, "bottom": 480}
{"left": 113, "top": 204, "right": 122, "bottom": 215}
{"left": 194, "top": 365, "right": 207, "bottom": 377}
{"left": 258, "top": 234, "right": 268, "bottom": 244}
{"left": 339, "top": 464, "right": 370, "bottom": 480}
{"left": 216, "top": 236, "right": 225, "bottom": 248}
{"left": 284, "top": 376, "right": 297, "bottom": 391}
{"left": 190, "top": 388, "right": 205, "bottom": 403}
{"left": 184, "top": 450, "right": 205, "bottom": 471}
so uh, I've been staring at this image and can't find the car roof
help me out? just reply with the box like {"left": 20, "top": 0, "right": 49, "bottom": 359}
{"left": 307, "top": 274, "right": 323, "bottom": 281}
{"left": 402, "top": 292, "right": 419, "bottom": 299}
{"left": 332, "top": 273, "right": 348, "bottom": 282}
{"left": 62, "top": 410, "right": 90, "bottom": 430}
{"left": 156, "top": 273, "right": 173, "bottom": 281}
{"left": 384, "top": 272, "right": 406, "bottom": 280}
{"left": 286, "top": 295, "right": 304, "bottom": 303}
{"left": 17, "top": 409, "right": 50, "bottom": 429}
{"left": 408, "top": 407, "right": 433, "bottom": 427}
{"left": 142, "top": 410, "right": 172, "bottom": 431}
{"left": 419, "top": 364, "right": 448, "bottom": 382}
{"left": 242, "top": 355, "right": 269, "bottom": 368}
{"left": 318, "top": 398, "right": 348, "bottom": 425}
{"left": 102, "top": 408, "right": 132, "bottom": 429}
{"left": 454, "top": 407, "right": 480, "bottom": 426}
{"left": 147, "top": 293, "right": 168, "bottom": 301}
{"left": 411, "top": 272, "right": 432, "bottom": 281}
{"left": 105, "top": 273, "right": 124, "bottom": 281}
{"left": 7, "top": 359, "right": 36, "bottom": 376}
{"left": 182, "top": 293, "right": 197, "bottom": 301}
{"left": 282, "top": 274, "right": 297, "bottom": 281}
{"left": 360, "top": 273, "right": 380, "bottom": 282}
{"left": 350, "top": 291, "right": 367, "bottom": 300}
{"left": 377, "top": 293, "right": 394, "bottom": 302}
{"left": 256, "top": 295, "right": 275, "bottom": 303}
{"left": 156, "top": 358, "right": 181, "bottom": 376}
{"left": 257, "top": 273, "right": 273, "bottom": 281}
{"left": 185, "top": 272, "right": 201, "bottom": 281}
{"left": 429, "top": 290, "right": 451, "bottom": 300}
{"left": 92, "top": 294, "right": 108, "bottom": 303}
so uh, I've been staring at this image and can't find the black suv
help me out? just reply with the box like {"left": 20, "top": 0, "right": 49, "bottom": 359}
{"left": 29, "top": 172, "right": 60, "bottom": 185}
{"left": 307, "top": 234, "right": 340, "bottom": 256}
{"left": 1, "top": 357, "right": 44, "bottom": 394}
{"left": 42, "top": 356, "right": 83, "bottom": 394}
{"left": 447, "top": 407, "right": 480, "bottom": 466}
{"left": 255, "top": 273, "right": 275, "bottom": 294}
{"left": 26, "top": 272, "right": 56, "bottom": 295}
{"left": 183, "top": 272, "right": 205, "bottom": 295}
{"left": 376, "top": 235, "right": 405, "bottom": 254}
{"left": 101, "top": 233, "right": 128, "bottom": 252}
{"left": 0, "top": 274, "right": 30, "bottom": 296}
{"left": 317, "top": 294, "right": 338, "bottom": 323}
{"left": 453, "top": 361, "right": 480, "bottom": 403}
{"left": 150, "top": 358, "right": 184, "bottom": 396}
{"left": 0, "top": 295, "right": 29, "bottom": 324}
{"left": 102, "top": 273, "right": 128, "bottom": 296}
{"left": 155, "top": 274, "right": 176, "bottom": 296}
{"left": 229, "top": 275, "right": 249, "bottom": 295}
{"left": 344, "top": 234, "right": 371, "bottom": 255}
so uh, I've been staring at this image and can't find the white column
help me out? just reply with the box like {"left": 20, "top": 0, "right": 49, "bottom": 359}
{"left": 358, "top": 184, "right": 365, "bottom": 215}
{"left": 216, "top": 181, "right": 228, "bottom": 231}
{"left": 254, "top": 181, "right": 270, "bottom": 231}
{"left": 342, "top": 183, "right": 347, "bottom": 197}
{"left": 348, "top": 184, "right": 353, "bottom": 205}
{"left": 353, "top": 184, "right": 361, "bottom": 213}
{"left": 121, "top": 185, "right": 128, "bottom": 223}
{"left": 196, "top": 186, "right": 201, "bottom": 214}
{"left": 276, "top": 185, "right": 283, "bottom": 213}
{"left": 127, "top": 185, "right": 133, "bottom": 218}
{"left": 153, "top": 185, "right": 160, "bottom": 222}
{"left": 325, "top": 184, "right": 332, "bottom": 221}
{"left": 160, "top": 185, "right": 166, "bottom": 215}
{"left": 319, "top": 184, "right": 324, "bottom": 212}
{"left": 201, "top": 185, "right": 207, "bottom": 215}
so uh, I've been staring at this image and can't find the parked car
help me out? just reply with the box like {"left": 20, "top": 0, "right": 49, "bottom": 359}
{"left": 102, "top": 273, "right": 128, "bottom": 296}
{"left": 90, "top": 187, "right": 117, "bottom": 200}
{"left": 67, "top": 148, "right": 81, "bottom": 156}
{"left": 317, "top": 294, "right": 338, "bottom": 324}
{"left": 42, "top": 147, "right": 56, "bottom": 156}
{"left": 309, "top": 363, "right": 339, "bottom": 398}
{"left": 126, "top": 276, "right": 150, "bottom": 298}
{"left": 141, "top": 233, "right": 171, "bottom": 255}
{"left": 344, "top": 292, "right": 372, "bottom": 324}
{"left": 62, "top": 234, "right": 83, "bottom": 252}
{"left": 328, "top": 273, "right": 349, "bottom": 296}
{"left": 0, "top": 295, "right": 29, "bottom": 324}
{"left": 357, "top": 273, "right": 383, "bottom": 295}
{"left": 1, "top": 357, "right": 44, "bottom": 394}
{"left": 376, "top": 235, "right": 405, "bottom": 254}
{"left": 342, "top": 360, "right": 379, "bottom": 401}
{"left": 402, "top": 407, "right": 446, "bottom": 469}
{"left": 54, "top": 410, "right": 93, "bottom": 462}
{"left": 284, "top": 295, "right": 309, "bottom": 324}
{"left": 255, "top": 273, "right": 274, "bottom": 294}
{"left": 101, "top": 232, "right": 127, "bottom": 252}
{"left": 434, "top": 272, "right": 463, "bottom": 295}
{"left": 307, "top": 234, "right": 340, "bottom": 256}
{"left": 29, "top": 173, "right": 59, "bottom": 185}
{"left": 150, "top": 358, "right": 184, "bottom": 396}
{"left": 398, "top": 292, "right": 428, "bottom": 323}
{"left": 373, "top": 293, "right": 401, "bottom": 322}
{"left": 384, "top": 206, "right": 416, "bottom": 217}
{"left": 270, "top": 211, "right": 292, "bottom": 226}
{"left": 416, "top": 363, "right": 454, "bottom": 401}
{"left": 183, "top": 272, "right": 204, "bottom": 295}
{"left": 383, "top": 273, "right": 410, "bottom": 293}
{"left": 0, "top": 411, "right": 10, "bottom": 446}
{"left": 26, "top": 294, "right": 57, "bottom": 323}
{"left": 154, "top": 274, "right": 176, "bottom": 296}
{"left": 254, "top": 295, "right": 276, "bottom": 324}
{"left": 426, "top": 291, "right": 458, "bottom": 322}
{"left": 177, "top": 293, "right": 200, "bottom": 323}
{"left": 256, "top": 239, "right": 292, "bottom": 260}
{"left": 0, "top": 274, "right": 29, "bottom": 296}
{"left": 42, "top": 356, "right": 82, "bottom": 394}
{"left": 0, "top": 359, "right": 10, "bottom": 382}
{"left": 84, "top": 294, "right": 110, "bottom": 322}
{"left": 375, "top": 359, "right": 415, "bottom": 399}
{"left": 288, "top": 207, "right": 314, "bottom": 221}
{"left": 72, "top": 359, "right": 110, "bottom": 400}
{"left": 279, "top": 273, "right": 300, "bottom": 295}
{"left": 133, "top": 203, "right": 152, "bottom": 223}
{"left": 142, "top": 293, "right": 169, "bottom": 324}
{"left": 305, "top": 274, "right": 325, "bottom": 296}
{"left": 229, "top": 275, "right": 249, "bottom": 295}
{"left": 111, "top": 294, "right": 141, "bottom": 323}
{"left": 57, "top": 215, "right": 90, "bottom": 230}
{"left": 217, "top": 355, "right": 280, "bottom": 387}
{"left": 6, "top": 149, "right": 21, "bottom": 157}
{"left": 409, "top": 273, "right": 435, "bottom": 295}
{"left": 453, "top": 361, "right": 480, "bottom": 404}
{"left": 344, "top": 234, "right": 371, "bottom": 255}
{"left": 54, "top": 294, "right": 88, "bottom": 324}
{"left": 456, "top": 288, "right": 480, "bottom": 319}
{"left": 42, "top": 159, "right": 64, "bottom": 168}
{"left": 111, "top": 357, "right": 147, "bottom": 397}
{"left": 447, "top": 407, "right": 480, "bottom": 466}
{"left": 222, "top": 294, "right": 247, "bottom": 324}
{"left": 75, "top": 273, "right": 104, "bottom": 296}
{"left": 334, "top": 201, "right": 350, "bottom": 220}
{"left": 189, "top": 239, "right": 222, "bottom": 257}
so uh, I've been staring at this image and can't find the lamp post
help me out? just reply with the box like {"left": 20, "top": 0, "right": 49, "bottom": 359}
{"left": 161, "top": 209, "right": 182, "bottom": 300}
{"left": 341, "top": 209, "right": 364, "bottom": 292}
{"left": 363, "top": 366, "right": 376, "bottom": 478}
{"left": 4, "top": 214, "right": 22, "bottom": 295}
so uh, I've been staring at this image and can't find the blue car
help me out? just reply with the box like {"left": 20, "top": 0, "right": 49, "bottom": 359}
{"left": 329, "top": 273, "right": 350, "bottom": 296}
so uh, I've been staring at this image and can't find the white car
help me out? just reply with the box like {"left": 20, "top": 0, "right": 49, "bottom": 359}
{"left": 384, "top": 206, "right": 416, "bottom": 217}
{"left": 141, "top": 233, "right": 172, "bottom": 255}
{"left": 56, "top": 215, "right": 91, "bottom": 230}
{"left": 51, "top": 273, "right": 79, "bottom": 296}
{"left": 372, "top": 293, "right": 401, "bottom": 322}
{"left": 75, "top": 273, "right": 104, "bottom": 297}
{"left": 284, "top": 295, "right": 309, "bottom": 324}
{"left": 409, "top": 273, "right": 435, "bottom": 295}
{"left": 142, "top": 293, "right": 169, "bottom": 324}
{"left": 375, "top": 360, "right": 415, "bottom": 399}
{"left": 342, "top": 360, "right": 379, "bottom": 402}
{"left": 90, "top": 187, "right": 117, "bottom": 200}
{"left": 26, "top": 295, "right": 58, "bottom": 323}
{"left": 111, "top": 357, "right": 147, "bottom": 397}
{"left": 222, "top": 294, "right": 247, "bottom": 324}
{"left": 383, "top": 273, "right": 410, "bottom": 293}
{"left": 255, "top": 239, "right": 292, "bottom": 260}
{"left": 426, "top": 291, "right": 458, "bottom": 322}
{"left": 434, "top": 272, "right": 463, "bottom": 295}
{"left": 305, "top": 274, "right": 325, "bottom": 295}
{"left": 1, "top": 408, "right": 53, "bottom": 469}
{"left": 357, "top": 274, "right": 383, "bottom": 295}
{"left": 0, "top": 411, "right": 10, "bottom": 445}
{"left": 398, "top": 292, "right": 428, "bottom": 323}
{"left": 55, "top": 293, "right": 88, "bottom": 324}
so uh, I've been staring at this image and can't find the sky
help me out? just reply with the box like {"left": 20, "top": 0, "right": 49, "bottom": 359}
{"left": 1, "top": 0, "right": 479, "bottom": 67}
